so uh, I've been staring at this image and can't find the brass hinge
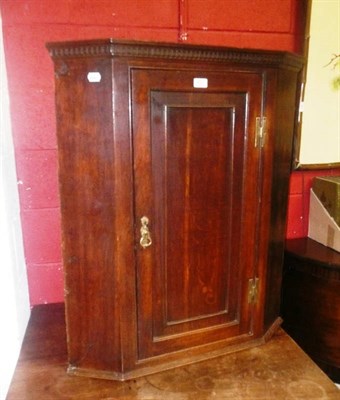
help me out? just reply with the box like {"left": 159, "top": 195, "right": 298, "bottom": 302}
{"left": 248, "top": 277, "right": 260, "bottom": 304}
{"left": 255, "top": 116, "right": 267, "bottom": 148}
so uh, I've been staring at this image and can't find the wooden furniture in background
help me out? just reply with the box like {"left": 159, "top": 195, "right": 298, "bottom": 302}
{"left": 6, "top": 303, "right": 340, "bottom": 399}
{"left": 47, "top": 39, "right": 303, "bottom": 380}
{"left": 281, "top": 237, "right": 340, "bottom": 382}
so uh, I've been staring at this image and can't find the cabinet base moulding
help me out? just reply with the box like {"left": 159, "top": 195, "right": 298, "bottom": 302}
{"left": 67, "top": 317, "right": 283, "bottom": 381}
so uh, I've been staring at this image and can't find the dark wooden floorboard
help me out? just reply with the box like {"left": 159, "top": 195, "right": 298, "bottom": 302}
{"left": 6, "top": 303, "right": 340, "bottom": 399}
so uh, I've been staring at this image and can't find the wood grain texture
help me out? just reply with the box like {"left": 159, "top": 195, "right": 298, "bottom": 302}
{"left": 6, "top": 303, "right": 340, "bottom": 400}
{"left": 48, "top": 39, "right": 304, "bottom": 379}
{"left": 132, "top": 69, "right": 263, "bottom": 359}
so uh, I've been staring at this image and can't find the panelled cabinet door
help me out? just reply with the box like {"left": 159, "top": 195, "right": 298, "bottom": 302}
{"left": 132, "top": 68, "right": 265, "bottom": 360}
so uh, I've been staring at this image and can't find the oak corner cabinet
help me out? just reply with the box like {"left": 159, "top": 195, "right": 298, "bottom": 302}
{"left": 47, "top": 39, "right": 303, "bottom": 381}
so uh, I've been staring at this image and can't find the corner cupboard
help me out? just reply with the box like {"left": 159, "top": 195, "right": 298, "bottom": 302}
{"left": 47, "top": 39, "right": 303, "bottom": 380}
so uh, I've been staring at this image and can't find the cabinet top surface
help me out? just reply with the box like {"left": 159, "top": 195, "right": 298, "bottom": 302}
{"left": 46, "top": 38, "right": 304, "bottom": 69}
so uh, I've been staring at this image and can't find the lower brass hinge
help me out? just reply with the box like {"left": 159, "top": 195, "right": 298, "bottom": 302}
{"left": 255, "top": 116, "right": 267, "bottom": 148}
{"left": 248, "top": 277, "right": 260, "bottom": 304}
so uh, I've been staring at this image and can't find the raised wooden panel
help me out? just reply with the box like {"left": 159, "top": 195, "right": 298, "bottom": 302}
{"left": 152, "top": 94, "right": 242, "bottom": 332}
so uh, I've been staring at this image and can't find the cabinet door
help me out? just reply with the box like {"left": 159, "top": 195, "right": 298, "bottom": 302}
{"left": 131, "top": 67, "right": 264, "bottom": 360}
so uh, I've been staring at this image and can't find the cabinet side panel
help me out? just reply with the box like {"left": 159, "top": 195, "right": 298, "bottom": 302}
{"left": 54, "top": 58, "right": 121, "bottom": 372}
{"left": 265, "top": 68, "right": 301, "bottom": 329}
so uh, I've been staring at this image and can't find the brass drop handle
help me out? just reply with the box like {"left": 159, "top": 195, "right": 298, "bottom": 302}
{"left": 140, "top": 216, "right": 152, "bottom": 249}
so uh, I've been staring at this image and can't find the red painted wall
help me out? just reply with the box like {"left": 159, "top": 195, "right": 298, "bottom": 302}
{"left": 286, "top": 169, "right": 340, "bottom": 239}
{"left": 1, "top": 0, "right": 307, "bottom": 305}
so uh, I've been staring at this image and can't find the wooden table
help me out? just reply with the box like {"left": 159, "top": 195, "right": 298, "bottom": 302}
{"left": 6, "top": 303, "right": 340, "bottom": 399}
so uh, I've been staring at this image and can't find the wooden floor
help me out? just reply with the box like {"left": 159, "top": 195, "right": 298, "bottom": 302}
{"left": 6, "top": 303, "right": 340, "bottom": 399}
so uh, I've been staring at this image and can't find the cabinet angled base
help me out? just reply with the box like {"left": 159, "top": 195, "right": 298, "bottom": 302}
{"left": 67, "top": 318, "right": 282, "bottom": 381}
